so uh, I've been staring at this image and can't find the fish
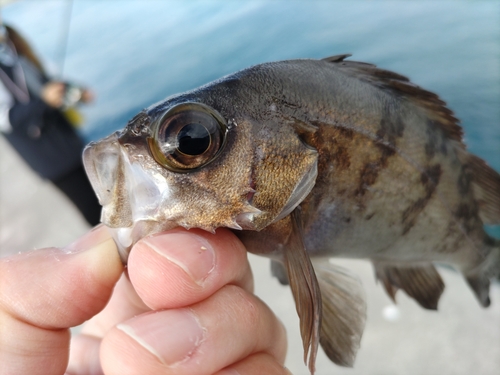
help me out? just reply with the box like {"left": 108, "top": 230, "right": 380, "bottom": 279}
{"left": 82, "top": 54, "right": 500, "bottom": 374}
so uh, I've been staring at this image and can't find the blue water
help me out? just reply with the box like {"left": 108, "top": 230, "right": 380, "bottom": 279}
{"left": 4, "top": 0, "right": 500, "bottom": 236}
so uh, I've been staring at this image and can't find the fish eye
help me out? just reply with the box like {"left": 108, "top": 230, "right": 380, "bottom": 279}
{"left": 149, "top": 103, "right": 227, "bottom": 172}
{"left": 177, "top": 123, "right": 211, "bottom": 156}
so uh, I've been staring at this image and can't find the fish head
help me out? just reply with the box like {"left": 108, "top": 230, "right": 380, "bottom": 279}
{"left": 83, "top": 87, "right": 317, "bottom": 261}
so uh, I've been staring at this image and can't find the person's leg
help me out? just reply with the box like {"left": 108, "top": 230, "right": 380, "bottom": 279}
{"left": 52, "top": 166, "right": 102, "bottom": 226}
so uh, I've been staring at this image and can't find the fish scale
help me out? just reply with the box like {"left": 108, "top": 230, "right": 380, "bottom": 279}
{"left": 83, "top": 55, "right": 500, "bottom": 374}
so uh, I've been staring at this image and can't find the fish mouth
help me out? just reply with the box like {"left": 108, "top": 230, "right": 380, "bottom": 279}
{"left": 83, "top": 131, "right": 176, "bottom": 261}
{"left": 83, "top": 131, "right": 122, "bottom": 209}
{"left": 106, "top": 220, "right": 176, "bottom": 262}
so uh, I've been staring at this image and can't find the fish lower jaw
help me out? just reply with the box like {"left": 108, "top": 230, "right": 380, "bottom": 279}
{"left": 105, "top": 205, "right": 265, "bottom": 262}
{"left": 107, "top": 226, "right": 134, "bottom": 263}
{"left": 105, "top": 219, "right": 178, "bottom": 263}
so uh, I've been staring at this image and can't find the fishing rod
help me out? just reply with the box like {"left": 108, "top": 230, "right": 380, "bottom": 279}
{"left": 56, "top": 0, "right": 87, "bottom": 112}
{"left": 0, "top": 0, "right": 73, "bottom": 77}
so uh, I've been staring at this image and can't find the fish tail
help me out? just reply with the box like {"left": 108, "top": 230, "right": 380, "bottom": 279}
{"left": 465, "top": 237, "right": 500, "bottom": 307}
{"left": 461, "top": 151, "right": 500, "bottom": 306}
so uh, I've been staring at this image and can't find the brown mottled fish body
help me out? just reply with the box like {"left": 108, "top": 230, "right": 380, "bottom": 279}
{"left": 232, "top": 60, "right": 487, "bottom": 263}
{"left": 83, "top": 56, "right": 500, "bottom": 373}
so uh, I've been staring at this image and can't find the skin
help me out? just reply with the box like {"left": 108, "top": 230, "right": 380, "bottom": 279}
{"left": 41, "top": 82, "right": 65, "bottom": 108}
{"left": 0, "top": 226, "right": 289, "bottom": 375}
{"left": 41, "top": 81, "right": 94, "bottom": 108}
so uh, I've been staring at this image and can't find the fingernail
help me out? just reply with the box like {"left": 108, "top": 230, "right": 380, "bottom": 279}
{"left": 143, "top": 232, "right": 215, "bottom": 284}
{"left": 66, "top": 226, "right": 122, "bottom": 285}
{"left": 284, "top": 367, "right": 294, "bottom": 375}
{"left": 63, "top": 224, "right": 110, "bottom": 254}
{"left": 117, "top": 309, "right": 205, "bottom": 365}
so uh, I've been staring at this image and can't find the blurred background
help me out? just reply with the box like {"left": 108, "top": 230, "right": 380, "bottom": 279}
{"left": 1, "top": 1, "right": 499, "bottom": 374}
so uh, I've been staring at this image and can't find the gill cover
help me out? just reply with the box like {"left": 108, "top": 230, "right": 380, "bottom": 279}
{"left": 241, "top": 116, "right": 319, "bottom": 231}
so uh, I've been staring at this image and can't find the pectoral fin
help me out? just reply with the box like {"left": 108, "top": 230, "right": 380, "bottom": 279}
{"left": 373, "top": 262, "right": 445, "bottom": 310}
{"left": 284, "top": 208, "right": 322, "bottom": 374}
{"left": 313, "top": 260, "right": 367, "bottom": 367}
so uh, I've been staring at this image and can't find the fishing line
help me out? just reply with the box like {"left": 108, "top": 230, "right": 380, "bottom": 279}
{"left": 57, "top": 0, "right": 73, "bottom": 78}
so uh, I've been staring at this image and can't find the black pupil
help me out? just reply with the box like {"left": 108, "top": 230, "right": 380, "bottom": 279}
{"left": 177, "top": 123, "right": 210, "bottom": 155}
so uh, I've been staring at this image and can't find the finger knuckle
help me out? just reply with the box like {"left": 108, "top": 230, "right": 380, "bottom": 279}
{"left": 221, "top": 285, "right": 261, "bottom": 328}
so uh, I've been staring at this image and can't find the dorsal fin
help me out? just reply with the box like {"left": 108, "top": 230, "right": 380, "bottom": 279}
{"left": 322, "top": 54, "right": 352, "bottom": 63}
{"left": 323, "top": 55, "right": 464, "bottom": 145}
{"left": 324, "top": 55, "right": 500, "bottom": 226}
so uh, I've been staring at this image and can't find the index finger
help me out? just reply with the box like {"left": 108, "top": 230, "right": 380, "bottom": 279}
{"left": 128, "top": 228, "right": 253, "bottom": 310}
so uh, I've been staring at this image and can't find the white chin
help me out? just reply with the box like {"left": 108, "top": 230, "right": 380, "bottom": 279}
{"left": 107, "top": 227, "right": 134, "bottom": 263}
{"left": 107, "top": 220, "right": 177, "bottom": 263}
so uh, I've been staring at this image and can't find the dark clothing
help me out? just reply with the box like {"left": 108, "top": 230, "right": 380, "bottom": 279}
{"left": 52, "top": 165, "right": 102, "bottom": 226}
{"left": 1, "top": 61, "right": 84, "bottom": 181}
{"left": 0, "top": 45, "right": 101, "bottom": 226}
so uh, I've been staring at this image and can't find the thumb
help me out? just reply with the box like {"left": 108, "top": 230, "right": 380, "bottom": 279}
{"left": 0, "top": 225, "right": 123, "bottom": 375}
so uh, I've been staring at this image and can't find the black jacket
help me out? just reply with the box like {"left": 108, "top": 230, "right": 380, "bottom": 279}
{"left": 1, "top": 61, "right": 84, "bottom": 181}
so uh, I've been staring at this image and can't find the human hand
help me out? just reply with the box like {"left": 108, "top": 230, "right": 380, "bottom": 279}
{"left": 41, "top": 81, "right": 65, "bottom": 108}
{"left": 80, "top": 88, "right": 94, "bottom": 103}
{"left": 0, "top": 226, "right": 289, "bottom": 375}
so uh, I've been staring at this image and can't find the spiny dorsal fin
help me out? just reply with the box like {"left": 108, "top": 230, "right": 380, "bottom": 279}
{"left": 373, "top": 262, "right": 445, "bottom": 310}
{"left": 323, "top": 55, "right": 464, "bottom": 144}
{"left": 284, "top": 208, "right": 322, "bottom": 374}
{"left": 468, "top": 154, "right": 500, "bottom": 224}
{"left": 322, "top": 54, "right": 352, "bottom": 63}
{"left": 313, "top": 260, "right": 367, "bottom": 367}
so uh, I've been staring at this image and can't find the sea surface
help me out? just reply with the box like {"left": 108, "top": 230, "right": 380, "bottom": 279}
{"left": 3, "top": 0, "right": 500, "bottom": 236}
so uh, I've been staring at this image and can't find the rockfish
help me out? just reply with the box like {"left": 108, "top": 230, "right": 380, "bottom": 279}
{"left": 83, "top": 55, "right": 500, "bottom": 373}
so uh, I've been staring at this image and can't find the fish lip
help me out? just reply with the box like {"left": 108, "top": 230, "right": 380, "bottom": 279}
{"left": 84, "top": 129, "right": 169, "bottom": 229}
{"left": 84, "top": 131, "right": 179, "bottom": 260}
{"left": 83, "top": 131, "right": 121, "bottom": 206}
{"left": 108, "top": 219, "right": 178, "bottom": 263}
{"left": 109, "top": 226, "right": 134, "bottom": 263}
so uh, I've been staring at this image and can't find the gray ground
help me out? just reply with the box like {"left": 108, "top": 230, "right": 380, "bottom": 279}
{"left": 1, "top": 136, "right": 499, "bottom": 375}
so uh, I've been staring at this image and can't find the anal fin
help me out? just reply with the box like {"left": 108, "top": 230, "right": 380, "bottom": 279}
{"left": 373, "top": 262, "right": 445, "bottom": 310}
{"left": 313, "top": 260, "right": 367, "bottom": 367}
